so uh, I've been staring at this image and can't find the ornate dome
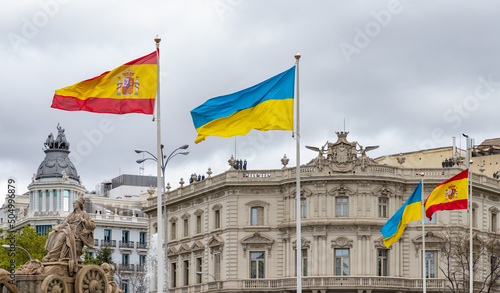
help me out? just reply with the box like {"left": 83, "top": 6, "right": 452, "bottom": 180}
{"left": 36, "top": 124, "right": 79, "bottom": 181}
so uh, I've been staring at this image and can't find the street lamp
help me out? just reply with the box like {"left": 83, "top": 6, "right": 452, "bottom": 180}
{"left": 135, "top": 144, "right": 189, "bottom": 292}
{"left": 2, "top": 244, "right": 32, "bottom": 260}
{"left": 197, "top": 271, "right": 219, "bottom": 293}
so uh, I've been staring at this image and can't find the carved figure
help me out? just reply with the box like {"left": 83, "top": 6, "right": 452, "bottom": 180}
{"left": 16, "top": 259, "right": 44, "bottom": 275}
{"left": 101, "top": 263, "right": 125, "bottom": 293}
{"left": 0, "top": 268, "right": 19, "bottom": 293}
{"left": 45, "top": 133, "right": 55, "bottom": 149}
{"left": 55, "top": 123, "right": 70, "bottom": 150}
{"left": 43, "top": 197, "right": 95, "bottom": 274}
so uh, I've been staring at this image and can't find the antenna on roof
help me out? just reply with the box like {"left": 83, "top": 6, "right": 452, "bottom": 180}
{"left": 343, "top": 117, "right": 346, "bottom": 132}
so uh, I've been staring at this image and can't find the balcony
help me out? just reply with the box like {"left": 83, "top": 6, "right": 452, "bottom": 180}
{"left": 118, "top": 264, "right": 135, "bottom": 272}
{"left": 136, "top": 264, "right": 145, "bottom": 272}
{"left": 94, "top": 239, "right": 99, "bottom": 247}
{"left": 136, "top": 241, "right": 147, "bottom": 250}
{"left": 119, "top": 241, "right": 135, "bottom": 249}
{"left": 100, "top": 240, "right": 116, "bottom": 248}
{"left": 240, "top": 276, "right": 446, "bottom": 291}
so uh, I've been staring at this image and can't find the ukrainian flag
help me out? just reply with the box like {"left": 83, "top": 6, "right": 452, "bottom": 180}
{"left": 380, "top": 182, "right": 422, "bottom": 248}
{"left": 191, "top": 66, "right": 295, "bottom": 143}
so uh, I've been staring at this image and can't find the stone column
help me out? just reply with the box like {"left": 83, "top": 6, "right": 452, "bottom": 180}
{"left": 357, "top": 235, "right": 362, "bottom": 275}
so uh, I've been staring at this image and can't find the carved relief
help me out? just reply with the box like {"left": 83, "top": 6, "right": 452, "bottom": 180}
{"left": 241, "top": 232, "right": 274, "bottom": 256}
{"left": 331, "top": 236, "right": 354, "bottom": 248}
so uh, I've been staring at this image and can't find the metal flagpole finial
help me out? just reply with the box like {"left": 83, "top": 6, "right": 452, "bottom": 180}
{"left": 155, "top": 35, "right": 161, "bottom": 43}
{"left": 418, "top": 172, "right": 425, "bottom": 177}
{"left": 294, "top": 51, "right": 301, "bottom": 60}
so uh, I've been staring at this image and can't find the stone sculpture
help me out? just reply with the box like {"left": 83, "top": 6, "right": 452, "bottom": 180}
{"left": 0, "top": 268, "right": 19, "bottom": 293}
{"left": 43, "top": 196, "right": 96, "bottom": 275}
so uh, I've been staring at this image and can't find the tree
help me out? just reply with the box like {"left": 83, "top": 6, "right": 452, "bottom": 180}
{"left": 82, "top": 246, "right": 114, "bottom": 266}
{"left": 439, "top": 226, "right": 500, "bottom": 293}
{"left": 0, "top": 226, "right": 48, "bottom": 270}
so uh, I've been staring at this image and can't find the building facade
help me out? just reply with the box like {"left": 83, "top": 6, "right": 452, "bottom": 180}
{"left": 144, "top": 132, "right": 500, "bottom": 293}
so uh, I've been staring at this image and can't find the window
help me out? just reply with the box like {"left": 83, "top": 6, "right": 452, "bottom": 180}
{"left": 300, "top": 200, "right": 307, "bottom": 218}
{"left": 104, "top": 229, "right": 112, "bottom": 243}
{"left": 184, "top": 260, "right": 190, "bottom": 286}
{"left": 63, "top": 190, "right": 69, "bottom": 212}
{"left": 122, "top": 230, "right": 129, "bottom": 243}
{"left": 139, "top": 254, "right": 147, "bottom": 266}
{"left": 336, "top": 197, "right": 348, "bottom": 217}
{"left": 139, "top": 231, "right": 147, "bottom": 246}
{"left": 251, "top": 207, "right": 264, "bottom": 225}
{"left": 378, "top": 250, "right": 388, "bottom": 276}
{"left": 184, "top": 218, "right": 189, "bottom": 237}
{"left": 122, "top": 253, "right": 129, "bottom": 265}
{"left": 35, "top": 225, "right": 52, "bottom": 236}
{"left": 250, "top": 251, "right": 265, "bottom": 279}
{"left": 121, "top": 279, "right": 129, "bottom": 293}
{"left": 214, "top": 210, "right": 221, "bottom": 229}
{"left": 196, "top": 257, "right": 203, "bottom": 283}
{"left": 378, "top": 198, "right": 388, "bottom": 218}
{"left": 38, "top": 191, "right": 43, "bottom": 211}
{"left": 472, "top": 207, "right": 477, "bottom": 228}
{"left": 335, "top": 249, "right": 349, "bottom": 276}
{"left": 171, "top": 263, "right": 177, "bottom": 288}
{"left": 214, "top": 252, "right": 221, "bottom": 280}
{"left": 53, "top": 190, "right": 57, "bottom": 210}
{"left": 492, "top": 212, "right": 498, "bottom": 232}
{"left": 171, "top": 222, "right": 177, "bottom": 240}
{"left": 45, "top": 190, "right": 50, "bottom": 211}
{"left": 196, "top": 215, "right": 202, "bottom": 234}
{"left": 295, "top": 249, "right": 308, "bottom": 276}
{"left": 425, "top": 252, "right": 437, "bottom": 278}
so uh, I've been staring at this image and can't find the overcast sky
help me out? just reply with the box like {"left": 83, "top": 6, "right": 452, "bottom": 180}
{"left": 2, "top": 0, "right": 500, "bottom": 206}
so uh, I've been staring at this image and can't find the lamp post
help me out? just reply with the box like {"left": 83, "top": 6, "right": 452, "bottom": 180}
{"left": 197, "top": 271, "right": 219, "bottom": 293}
{"left": 135, "top": 144, "right": 189, "bottom": 292}
{"left": 2, "top": 244, "right": 32, "bottom": 260}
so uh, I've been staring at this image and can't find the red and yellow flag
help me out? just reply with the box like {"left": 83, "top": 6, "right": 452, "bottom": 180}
{"left": 424, "top": 169, "right": 468, "bottom": 220}
{"left": 51, "top": 51, "right": 157, "bottom": 114}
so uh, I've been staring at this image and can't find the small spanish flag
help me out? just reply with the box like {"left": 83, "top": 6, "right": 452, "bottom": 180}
{"left": 51, "top": 51, "right": 157, "bottom": 115}
{"left": 424, "top": 169, "right": 469, "bottom": 220}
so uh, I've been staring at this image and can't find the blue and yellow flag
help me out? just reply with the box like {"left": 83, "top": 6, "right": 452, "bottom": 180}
{"left": 191, "top": 66, "right": 295, "bottom": 143}
{"left": 380, "top": 182, "right": 422, "bottom": 248}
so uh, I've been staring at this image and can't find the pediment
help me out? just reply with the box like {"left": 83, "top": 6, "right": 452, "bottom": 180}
{"left": 167, "top": 246, "right": 178, "bottom": 256}
{"left": 191, "top": 240, "right": 205, "bottom": 251}
{"left": 208, "top": 235, "right": 224, "bottom": 247}
{"left": 292, "top": 237, "right": 311, "bottom": 249}
{"left": 178, "top": 243, "right": 190, "bottom": 254}
{"left": 241, "top": 232, "right": 274, "bottom": 245}
{"left": 291, "top": 187, "right": 313, "bottom": 198}
{"left": 328, "top": 185, "right": 355, "bottom": 197}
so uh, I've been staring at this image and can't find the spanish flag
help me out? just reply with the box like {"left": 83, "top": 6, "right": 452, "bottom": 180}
{"left": 424, "top": 169, "right": 468, "bottom": 220}
{"left": 380, "top": 182, "right": 422, "bottom": 248}
{"left": 51, "top": 51, "right": 157, "bottom": 115}
{"left": 190, "top": 66, "right": 295, "bottom": 144}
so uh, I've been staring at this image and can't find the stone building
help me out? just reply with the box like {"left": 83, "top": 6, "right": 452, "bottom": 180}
{"left": 144, "top": 131, "right": 500, "bottom": 293}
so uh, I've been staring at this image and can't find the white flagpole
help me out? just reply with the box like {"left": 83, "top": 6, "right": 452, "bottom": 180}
{"left": 155, "top": 35, "right": 165, "bottom": 293}
{"left": 420, "top": 173, "right": 426, "bottom": 293}
{"left": 466, "top": 137, "right": 473, "bottom": 293}
{"left": 294, "top": 52, "right": 302, "bottom": 293}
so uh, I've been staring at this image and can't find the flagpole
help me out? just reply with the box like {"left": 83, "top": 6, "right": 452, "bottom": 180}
{"left": 155, "top": 35, "right": 164, "bottom": 293}
{"left": 294, "top": 52, "right": 302, "bottom": 293}
{"left": 420, "top": 173, "right": 426, "bottom": 293}
{"left": 465, "top": 136, "right": 473, "bottom": 293}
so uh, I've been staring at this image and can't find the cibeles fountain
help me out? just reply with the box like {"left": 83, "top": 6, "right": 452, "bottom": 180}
{"left": 0, "top": 125, "right": 123, "bottom": 293}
